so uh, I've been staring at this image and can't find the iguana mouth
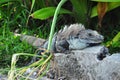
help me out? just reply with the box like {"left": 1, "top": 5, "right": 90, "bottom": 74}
{"left": 79, "top": 38, "right": 103, "bottom": 44}
{"left": 82, "top": 35, "right": 104, "bottom": 44}
{"left": 88, "top": 43, "right": 101, "bottom": 46}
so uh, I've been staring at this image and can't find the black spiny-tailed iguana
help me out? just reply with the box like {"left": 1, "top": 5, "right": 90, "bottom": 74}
{"left": 16, "top": 23, "right": 104, "bottom": 53}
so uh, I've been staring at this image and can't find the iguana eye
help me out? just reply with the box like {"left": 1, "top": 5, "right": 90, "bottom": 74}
{"left": 88, "top": 33, "right": 93, "bottom": 36}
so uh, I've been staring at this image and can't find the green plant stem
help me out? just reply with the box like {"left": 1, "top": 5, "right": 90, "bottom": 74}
{"left": 26, "top": 0, "right": 35, "bottom": 26}
{"left": 3, "top": 23, "right": 6, "bottom": 38}
{"left": 47, "top": 0, "right": 67, "bottom": 51}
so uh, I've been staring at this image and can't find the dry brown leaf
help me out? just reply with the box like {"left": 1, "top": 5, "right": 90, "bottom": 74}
{"left": 97, "top": 2, "right": 108, "bottom": 27}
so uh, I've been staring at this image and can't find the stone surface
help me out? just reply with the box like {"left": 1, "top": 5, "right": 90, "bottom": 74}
{"left": 0, "top": 74, "right": 7, "bottom": 80}
{"left": 93, "top": 53, "right": 120, "bottom": 80}
{"left": 51, "top": 46, "right": 106, "bottom": 80}
{"left": 1, "top": 46, "right": 120, "bottom": 80}
{"left": 47, "top": 46, "right": 120, "bottom": 80}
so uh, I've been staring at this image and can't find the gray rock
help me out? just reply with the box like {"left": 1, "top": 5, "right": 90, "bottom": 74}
{"left": 0, "top": 74, "right": 7, "bottom": 80}
{"left": 93, "top": 53, "right": 120, "bottom": 80}
{"left": 4, "top": 46, "right": 120, "bottom": 80}
{"left": 47, "top": 46, "right": 120, "bottom": 80}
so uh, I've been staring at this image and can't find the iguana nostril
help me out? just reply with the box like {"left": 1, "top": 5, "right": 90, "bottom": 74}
{"left": 88, "top": 33, "right": 92, "bottom": 36}
{"left": 100, "top": 35, "right": 104, "bottom": 40}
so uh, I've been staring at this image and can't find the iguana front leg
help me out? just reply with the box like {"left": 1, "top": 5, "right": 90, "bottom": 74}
{"left": 56, "top": 40, "right": 69, "bottom": 53}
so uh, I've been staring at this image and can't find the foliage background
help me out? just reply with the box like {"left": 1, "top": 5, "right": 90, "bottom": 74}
{"left": 0, "top": 0, "right": 120, "bottom": 67}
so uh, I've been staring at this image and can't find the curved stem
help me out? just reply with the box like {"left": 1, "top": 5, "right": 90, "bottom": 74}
{"left": 47, "top": 0, "right": 67, "bottom": 51}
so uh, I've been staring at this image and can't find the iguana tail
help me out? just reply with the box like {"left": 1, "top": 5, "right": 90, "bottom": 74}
{"left": 14, "top": 33, "right": 46, "bottom": 48}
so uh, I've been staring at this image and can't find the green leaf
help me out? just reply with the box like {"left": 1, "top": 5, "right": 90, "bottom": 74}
{"left": 107, "top": 32, "right": 120, "bottom": 47}
{"left": 112, "top": 32, "right": 120, "bottom": 43}
{"left": 91, "top": 0, "right": 120, "bottom": 2}
{"left": 91, "top": 2, "right": 120, "bottom": 17}
{"left": 30, "top": 7, "right": 71, "bottom": 20}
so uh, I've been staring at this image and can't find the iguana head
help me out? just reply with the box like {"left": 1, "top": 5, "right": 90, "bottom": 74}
{"left": 67, "top": 28, "right": 104, "bottom": 50}
{"left": 57, "top": 23, "right": 104, "bottom": 45}
{"left": 76, "top": 29, "right": 104, "bottom": 44}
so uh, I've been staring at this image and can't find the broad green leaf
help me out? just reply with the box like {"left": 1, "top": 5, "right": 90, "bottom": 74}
{"left": 97, "top": 2, "right": 108, "bottom": 27}
{"left": 91, "top": 2, "right": 120, "bottom": 17}
{"left": 31, "top": 7, "right": 71, "bottom": 20}
{"left": 91, "top": 0, "right": 120, "bottom": 2}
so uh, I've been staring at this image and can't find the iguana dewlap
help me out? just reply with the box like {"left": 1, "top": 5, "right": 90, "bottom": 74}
{"left": 18, "top": 24, "right": 104, "bottom": 53}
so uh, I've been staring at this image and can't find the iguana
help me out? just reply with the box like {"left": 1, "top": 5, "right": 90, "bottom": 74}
{"left": 17, "top": 23, "right": 104, "bottom": 53}
{"left": 17, "top": 24, "right": 105, "bottom": 78}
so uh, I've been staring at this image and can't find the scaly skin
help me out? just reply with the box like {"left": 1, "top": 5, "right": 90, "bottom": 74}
{"left": 16, "top": 24, "right": 104, "bottom": 53}
{"left": 41, "top": 24, "right": 104, "bottom": 53}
